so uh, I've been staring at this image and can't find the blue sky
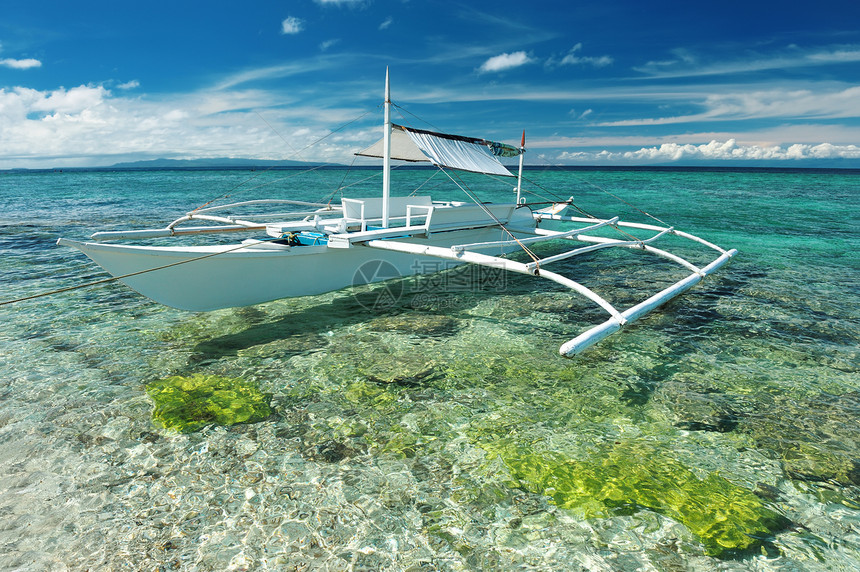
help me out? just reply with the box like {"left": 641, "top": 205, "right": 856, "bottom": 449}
{"left": 1, "top": 0, "right": 859, "bottom": 168}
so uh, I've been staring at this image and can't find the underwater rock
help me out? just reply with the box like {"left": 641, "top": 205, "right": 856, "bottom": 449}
{"left": 236, "top": 334, "right": 328, "bottom": 358}
{"left": 366, "top": 366, "right": 438, "bottom": 387}
{"left": 754, "top": 482, "right": 784, "bottom": 502}
{"left": 359, "top": 357, "right": 440, "bottom": 387}
{"left": 145, "top": 373, "right": 273, "bottom": 433}
{"left": 368, "top": 313, "right": 461, "bottom": 337}
{"left": 776, "top": 443, "right": 859, "bottom": 485}
{"left": 528, "top": 293, "right": 582, "bottom": 315}
{"left": 308, "top": 439, "right": 363, "bottom": 463}
{"left": 307, "top": 337, "right": 444, "bottom": 395}
{"left": 739, "top": 391, "right": 860, "bottom": 486}
{"left": 652, "top": 381, "right": 743, "bottom": 433}
{"left": 485, "top": 441, "right": 790, "bottom": 557}
{"left": 234, "top": 306, "right": 269, "bottom": 323}
{"left": 481, "top": 295, "right": 534, "bottom": 319}
{"left": 193, "top": 330, "right": 327, "bottom": 359}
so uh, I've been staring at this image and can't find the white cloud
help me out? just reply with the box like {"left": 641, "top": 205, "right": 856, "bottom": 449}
{"left": 557, "top": 139, "right": 860, "bottom": 163}
{"left": 281, "top": 17, "right": 304, "bottom": 35}
{"left": 478, "top": 51, "right": 532, "bottom": 73}
{"left": 635, "top": 44, "right": 860, "bottom": 79}
{"left": 0, "top": 82, "right": 373, "bottom": 169}
{"left": 807, "top": 48, "right": 860, "bottom": 63}
{"left": 556, "top": 43, "right": 613, "bottom": 68}
{"left": 319, "top": 39, "right": 340, "bottom": 51}
{"left": 117, "top": 80, "right": 140, "bottom": 90}
{"left": 212, "top": 59, "right": 339, "bottom": 90}
{"left": 0, "top": 58, "right": 42, "bottom": 69}
{"left": 379, "top": 17, "right": 393, "bottom": 30}
{"left": 314, "top": 0, "right": 366, "bottom": 5}
{"left": 527, "top": 123, "right": 860, "bottom": 152}
{"left": 161, "top": 109, "right": 187, "bottom": 122}
{"left": 567, "top": 108, "right": 593, "bottom": 120}
{"left": 598, "top": 86, "right": 860, "bottom": 126}
{"left": 29, "top": 85, "right": 111, "bottom": 114}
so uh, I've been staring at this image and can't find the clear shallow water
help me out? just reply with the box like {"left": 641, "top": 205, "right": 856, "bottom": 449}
{"left": 1, "top": 167, "right": 858, "bottom": 570}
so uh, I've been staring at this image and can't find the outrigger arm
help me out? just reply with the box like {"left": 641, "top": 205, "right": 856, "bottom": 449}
{"left": 364, "top": 238, "right": 626, "bottom": 323}
{"left": 560, "top": 248, "right": 736, "bottom": 356}
{"left": 360, "top": 213, "right": 737, "bottom": 358}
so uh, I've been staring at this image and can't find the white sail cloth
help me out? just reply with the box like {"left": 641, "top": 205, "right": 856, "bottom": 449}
{"left": 356, "top": 124, "right": 519, "bottom": 177}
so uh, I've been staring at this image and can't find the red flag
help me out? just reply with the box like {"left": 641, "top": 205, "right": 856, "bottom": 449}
{"left": 521, "top": 130, "right": 526, "bottom": 148}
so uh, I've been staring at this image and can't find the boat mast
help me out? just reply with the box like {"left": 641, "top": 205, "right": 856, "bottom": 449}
{"left": 516, "top": 130, "right": 525, "bottom": 204}
{"left": 382, "top": 68, "right": 392, "bottom": 228}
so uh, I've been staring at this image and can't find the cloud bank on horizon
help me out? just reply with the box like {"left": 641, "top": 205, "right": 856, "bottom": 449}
{"left": 0, "top": 1, "right": 858, "bottom": 169}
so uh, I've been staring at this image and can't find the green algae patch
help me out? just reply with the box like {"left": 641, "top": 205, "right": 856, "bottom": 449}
{"left": 487, "top": 442, "right": 789, "bottom": 557}
{"left": 344, "top": 380, "right": 398, "bottom": 409}
{"left": 146, "top": 374, "right": 273, "bottom": 433}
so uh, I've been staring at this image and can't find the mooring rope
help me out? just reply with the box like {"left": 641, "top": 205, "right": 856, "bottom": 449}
{"left": 521, "top": 153, "right": 673, "bottom": 230}
{"left": 441, "top": 168, "right": 543, "bottom": 268}
{"left": 386, "top": 103, "right": 627, "bottom": 260}
{"left": 190, "top": 165, "right": 329, "bottom": 214}
{"left": 387, "top": 101, "right": 546, "bottom": 265}
{"left": 190, "top": 108, "right": 378, "bottom": 214}
{"left": 0, "top": 239, "right": 274, "bottom": 308}
{"left": 515, "top": 170, "right": 659, "bottom": 246}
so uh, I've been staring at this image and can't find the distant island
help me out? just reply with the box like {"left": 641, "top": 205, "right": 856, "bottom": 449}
{"left": 108, "top": 158, "right": 341, "bottom": 169}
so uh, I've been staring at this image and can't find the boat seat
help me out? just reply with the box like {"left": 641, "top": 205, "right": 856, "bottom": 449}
{"left": 425, "top": 202, "right": 517, "bottom": 230}
{"left": 341, "top": 196, "right": 432, "bottom": 221}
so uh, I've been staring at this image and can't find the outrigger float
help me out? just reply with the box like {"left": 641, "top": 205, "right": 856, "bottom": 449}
{"left": 58, "top": 70, "right": 737, "bottom": 357}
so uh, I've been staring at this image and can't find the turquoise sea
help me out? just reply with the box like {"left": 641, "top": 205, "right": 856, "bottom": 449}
{"left": 1, "top": 166, "right": 858, "bottom": 570}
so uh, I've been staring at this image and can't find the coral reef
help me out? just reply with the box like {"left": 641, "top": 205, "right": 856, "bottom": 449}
{"left": 146, "top": 374, "right": 273, "bottom": 433}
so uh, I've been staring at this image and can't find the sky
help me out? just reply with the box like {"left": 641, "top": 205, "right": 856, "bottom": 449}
{"left": 1, "top": 0, "right": 859, "bottom": 169}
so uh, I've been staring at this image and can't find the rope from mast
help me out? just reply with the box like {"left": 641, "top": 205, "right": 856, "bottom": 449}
{"left": 1, "top": 239, "right": 280, "bottom": 308}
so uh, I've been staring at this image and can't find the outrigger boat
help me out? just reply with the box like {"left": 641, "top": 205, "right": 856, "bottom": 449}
{"left": 58, "top": 70, "right": 737, "bottom": 357}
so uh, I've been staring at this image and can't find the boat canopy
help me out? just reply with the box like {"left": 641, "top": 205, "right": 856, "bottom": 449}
{"left": 356, "top": 124, "right": 520, "bottom": 178}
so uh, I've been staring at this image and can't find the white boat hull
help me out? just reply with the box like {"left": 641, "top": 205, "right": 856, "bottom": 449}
{"left": 58, "top": 226, "right": 518, "bottom": 311}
